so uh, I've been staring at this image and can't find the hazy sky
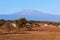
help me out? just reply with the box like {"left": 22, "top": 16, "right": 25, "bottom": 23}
{"left": 0, "top": 0, "right": 60, "bottom": 15}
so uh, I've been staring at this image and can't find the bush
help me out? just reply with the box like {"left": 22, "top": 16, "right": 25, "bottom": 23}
{"left": 0, "top": 19, "right": 5, "bottom": 27}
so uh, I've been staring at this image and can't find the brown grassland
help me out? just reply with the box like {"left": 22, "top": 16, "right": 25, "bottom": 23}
{"left": 0, "top": 31, "right": 60, "bottom": 40}
{"left": 0, "top": 18, "right": 60, "bottom": 40}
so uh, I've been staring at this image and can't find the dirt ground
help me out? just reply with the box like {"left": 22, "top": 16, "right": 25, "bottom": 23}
{"left": 0, "top": 31, "right": 60, "bottom": 40}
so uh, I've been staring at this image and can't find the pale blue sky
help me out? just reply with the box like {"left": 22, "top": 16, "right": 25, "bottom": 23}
{"left": 0, "top": 0, "right": 60, "bottom": 15}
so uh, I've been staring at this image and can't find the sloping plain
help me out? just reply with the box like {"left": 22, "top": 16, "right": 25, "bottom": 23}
{"left": 0, "top": 31, "right": 60, "bottom": 40}
{"left": 0, "top": 27, "right": 60, "bottom": 40}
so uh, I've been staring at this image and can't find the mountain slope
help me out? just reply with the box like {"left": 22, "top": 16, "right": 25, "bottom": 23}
{"left": 0, "top": 9, "right": 60, "bottom": 22}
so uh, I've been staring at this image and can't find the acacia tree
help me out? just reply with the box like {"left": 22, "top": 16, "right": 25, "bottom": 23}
{"left": 18, "top": 18, "right": 26, "bottom": 28}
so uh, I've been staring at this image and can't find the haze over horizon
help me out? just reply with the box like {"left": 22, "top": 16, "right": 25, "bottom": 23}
{"left": 0, "top": 0, "right": 60, "bottom": 15}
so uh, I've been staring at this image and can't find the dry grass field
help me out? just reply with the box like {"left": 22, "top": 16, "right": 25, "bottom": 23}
{"left": 0, "top": 31, "right": 60, "bottom": 40}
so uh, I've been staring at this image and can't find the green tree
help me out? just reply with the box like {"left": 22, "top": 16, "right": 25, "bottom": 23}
{"left": 18, "top": 18, "right": 26, "bottom": 28}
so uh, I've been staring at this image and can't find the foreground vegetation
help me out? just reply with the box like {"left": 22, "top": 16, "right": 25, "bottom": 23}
{"left": 0, "top": 18, "right": 60, "bottom": 33}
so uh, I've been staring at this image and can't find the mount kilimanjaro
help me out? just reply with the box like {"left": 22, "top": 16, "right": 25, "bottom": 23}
{"left": 0, "top": 9, "right": 60, "bottom": 22}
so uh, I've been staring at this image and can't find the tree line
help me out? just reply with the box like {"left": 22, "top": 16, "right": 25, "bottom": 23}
{"left": 0, "top": 18, "right": 60, "bottom": 28}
